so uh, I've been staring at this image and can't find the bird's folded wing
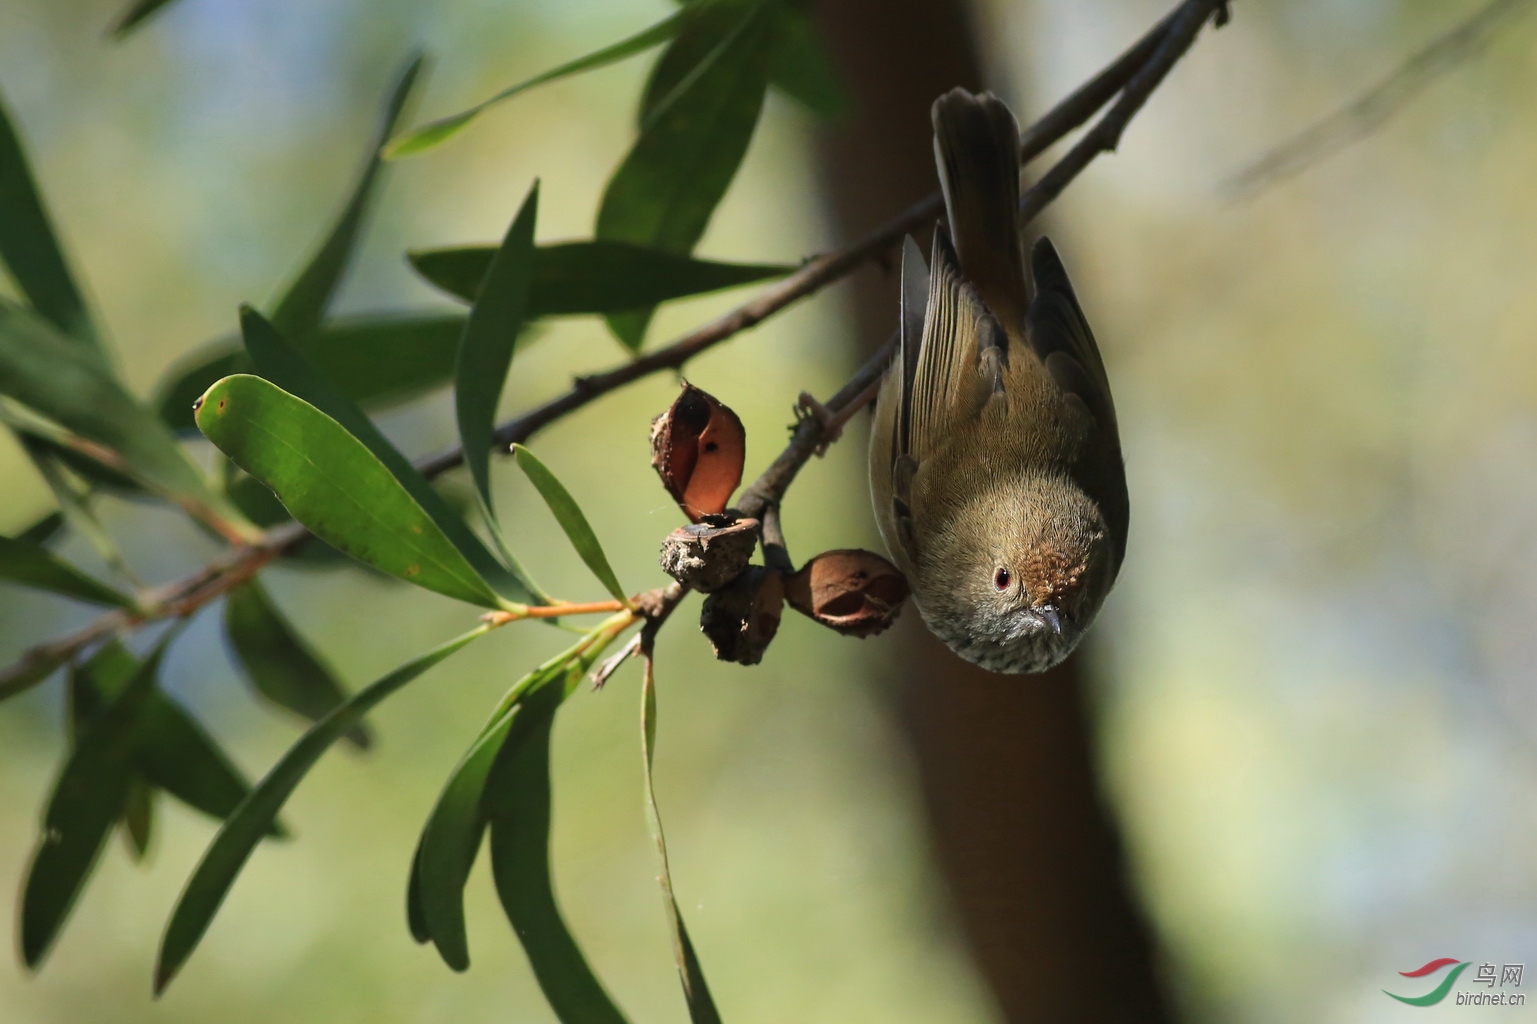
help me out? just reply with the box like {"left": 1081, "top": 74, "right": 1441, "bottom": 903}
{"left": 1025, "top": 237, "right": 1118, "bottom": 438}
{"left": 901, "top": 225, "right": 1005, "bottom": 466}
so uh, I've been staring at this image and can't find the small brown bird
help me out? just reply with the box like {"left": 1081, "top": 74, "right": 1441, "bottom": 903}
{"left": 869, "top": 88, "right": 1129, "bottom": 674}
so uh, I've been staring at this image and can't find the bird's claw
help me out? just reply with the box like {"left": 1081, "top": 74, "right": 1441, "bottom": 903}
{"left": 796, "top": 392, "right": 842, "bottom": 455}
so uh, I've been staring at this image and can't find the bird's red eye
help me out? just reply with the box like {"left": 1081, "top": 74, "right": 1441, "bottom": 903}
{"left": 994, "top": 567, "right": 1011, "bottom": 590}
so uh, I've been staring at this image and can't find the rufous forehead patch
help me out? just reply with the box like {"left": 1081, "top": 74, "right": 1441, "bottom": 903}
{"left": 1020, "top": 543, "right": 1086, "bottom": 606}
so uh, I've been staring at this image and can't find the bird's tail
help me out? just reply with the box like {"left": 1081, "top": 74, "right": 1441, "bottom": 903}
{"left": 930, "top": 88, "right": 1030, "bottom": 333}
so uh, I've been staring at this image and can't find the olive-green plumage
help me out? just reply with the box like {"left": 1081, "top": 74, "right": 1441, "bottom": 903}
{"left": 869, "top": 88, "right": 1128, "bottom": 674}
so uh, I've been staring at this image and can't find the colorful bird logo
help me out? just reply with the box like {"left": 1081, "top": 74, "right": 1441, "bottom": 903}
{"left": 1384, "top": 958, "right": 1471, "bottom": 1006}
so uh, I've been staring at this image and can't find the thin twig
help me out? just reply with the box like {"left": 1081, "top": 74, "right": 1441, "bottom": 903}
{"left": 760, "top": 502, "right": 793, "bottom": 573}
{"left": 1222, "top": 0, "right": 1534, "bottom": 200}
{"left": 0, "top": 0, "right": 1227, "bottom": 695}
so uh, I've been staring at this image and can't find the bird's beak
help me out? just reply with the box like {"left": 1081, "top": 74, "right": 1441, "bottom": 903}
{"left": 1034, "top": 605, "right": 1065, "bottom": 637}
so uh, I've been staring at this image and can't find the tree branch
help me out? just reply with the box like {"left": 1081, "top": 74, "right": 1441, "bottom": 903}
{"left": 1222, "top": 0, "right": 1533, "bottom": 200}
{"left": 0, "top": 0, "right": 1228, "bottom": 695}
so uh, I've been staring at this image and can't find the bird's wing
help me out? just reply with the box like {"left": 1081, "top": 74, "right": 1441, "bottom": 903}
{"left": 896, "top": 235, "right": 929, "bottom": 458}
{"left": 883, "top": 225, "right": 1008, "bottom": 564}
{"left": 1025, "top": 237, "right": 1118, "bottom": 439}
{"left": 1025, "top": 237, "right": 1128, "bottom": 565}
{"left": 932, "top": 88, "right": 1030, "bottom": 334}
{"left": 904, "top": 225, "right": 1006, "bottom": 464}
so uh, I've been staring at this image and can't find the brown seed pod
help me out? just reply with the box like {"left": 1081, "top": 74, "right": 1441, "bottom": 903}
{"left": 699, "top": 566, "right": 784, "bottom": 665}
{"left": 784, "top": 549, "right": 909, "bottom": 638}
{"left": 658, "top": 515, "right": 760, "bottom": 593}
{"left": 649, "top": 383, "right": 746, "bottom": 522}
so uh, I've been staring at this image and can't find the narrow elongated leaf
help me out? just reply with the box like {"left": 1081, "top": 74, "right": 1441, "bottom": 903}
{"left": 66, "top": 640, "right": 138, "bottom": 735}
{"left": 410, "top": 241, "right": 792, "bottom": 311}
{"left": 17, "top": 510, "right": 64, "bottom": 546}
{"left": 155, "top": 314, "right": 471, "bottom": 433}
{"left": 0, "top": 302, "right": 254, "bottom": 540}
{"left": 109, "top": 0, "right": 182, "bottom": 37}
{"left": 138, "top": 693, "right": 275, "bottom": 831}
{"left": 70, "top": 640, "right": 275, "bottom": 833}
{"left": 66, "top": 646, "right": 152, "bottom": 860}
{"left": 21, "top": 436, "right": 139, "bottom": 583}
{"left": 512, "top": 446, "right": 628, "bottom": 604}
{"left": 408, "top": 621, "right": 620, "bottom": 966}
{"left": 637, "top": 0, "right": 750, "bottom": 125}
{"left": 486, "top": 682, "right": 629, "bottom": 1024}
{"left": 0, "top": 93, "right": 97, "bottom": 346}
{"left": 416, "top": 710, "right": 516, "bottom": 971}
{"left": 385, "top": 10, "right": 686, "bottom": 159}
{"left": 0, "top": 535, "right": 135, "bottom": 608}
{"left": 406, "top": 834, "right": 431, "bottom": 943}
{"left": 13, "top": 428, "right": 146, "bottom": 495}
{"left": 225, "top": 578, "right": 371, "bottom": 748}
{"left": 237, "top": 307, "right": 531, "bottom": 603}
{"left": 121, "top": 777, "right": 156, "bottom": 859}
{"left": 640, "top": 663, "right": 722, "bottom": 1023}
{"left": 194, "top": 374, "right": 503, "bottom": 608}
{"left": 270, "top": 55, "right": 424, "bottom": 341}
{"left": 155, "top": 623, "right": 492, "bottom": 994}
{"left": 21, "top": 640, "right": 167, "bottom": 968}
{"left": 457, "top": 183, "right": 538, "bottom": 517}
{"left": 766, "top": 3, "right": 847, "bottom": 117}
{"left": 596, "top": 0, "right": 774, "bottom": 349}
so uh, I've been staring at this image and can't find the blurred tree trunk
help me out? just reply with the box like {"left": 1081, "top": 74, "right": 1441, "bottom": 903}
{"left": 809, "top": 2, "right": 1176, "bottom": 1021}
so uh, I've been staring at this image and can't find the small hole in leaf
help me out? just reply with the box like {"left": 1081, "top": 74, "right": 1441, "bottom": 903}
{"left": 704, "top": 441, "right": 718, "bottom": 453}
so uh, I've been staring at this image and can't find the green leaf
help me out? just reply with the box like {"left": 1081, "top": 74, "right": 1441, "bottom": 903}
{"left": 512, "top": 446, "right": 628, "bottom": 605}
{"left": 766, "top": 3, "right": 847, "bottom": 118}
{"left": 236, "top": 306, "right": 532, "bottom": 603}
{"left": 406, "top": 833, "right": 430, "bottom": 944}
{"left": 0, "top": 534, "right": 136, "bottom": 609}
{"left": 410, "top": 241, "right": 793, "bottom": 312}
{"left": 409, "top": 620, "right": 619, "bottom": 968}
{"left": 0, "top": 92, "right": 97, "bottom": 347}
{"left": 71, "top": 640, "right": 275, "bottom": 834}
{"left": 66, "top": 640, "right": 138, "bottom": 736}
{"left": 641, "top": 664, "right": 722, "bottom": 1024}
{"left": 270, "top": 55, "right": 424, "bottom": 341}
{"left": 486, "top": 682, "right": 629, "bottom": 1024}
{"left": 415, "top": 709, "right": 515, "bottom": 971}
{"left": 224, "top": 578, "right": 372, "bottom": 748}
{"left": 109, "top": 0, "right": 182, "bottom": 37}
{"left": 637, "top": 0, "right": 750, "bottom": 125}
{"left": 155, "top": 623, "right": 492, "bottom": 994}
{"left": 17, "top": 430, "right": 146, "bottom": 496}
{"left": 17, "top": 510, "right": 64, "bottom": 546}
{"left": 121, "top": 777, "right": 156, "bottom": 860}
{"left": 384, "top": 10, "right": 686, "bottom": 159}
{"left": 596, "top": 0, "right": 774, "bottom": 349}
{"left": 456, "top": 182, "right": 538, "bottom": 518}
{"left": 194, "top": 373, "right": 504, "bottom": 608}
{"left": 155, "top": 313, "right": 472, "bottom": 433}
{"left": 137, "top": 692, "right": 275, "bottom": 832}
{"left": 0, "top": 302, "right": 254, "bottom": 541}
{"left": 21, "top": 436, "right": 139, "bottom": 585}
{"left": 20, "top": 639, "right": 167, "bottom": 968}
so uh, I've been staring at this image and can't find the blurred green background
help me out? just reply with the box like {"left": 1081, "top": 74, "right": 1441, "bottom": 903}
{"left": 3, "top": 0, "right": 1536, "bottom": 1021}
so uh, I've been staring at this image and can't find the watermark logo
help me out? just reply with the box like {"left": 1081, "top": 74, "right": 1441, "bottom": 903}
{"left": 1385, "top": 958, "right": 1525, "bottom": 1007}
